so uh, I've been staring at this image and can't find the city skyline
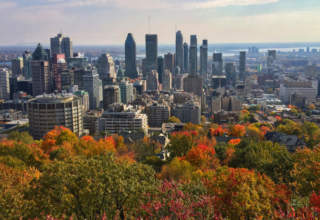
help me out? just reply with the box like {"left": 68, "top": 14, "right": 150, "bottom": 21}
{"left": 1, "top": 0, "right": 320, "bottom": 46}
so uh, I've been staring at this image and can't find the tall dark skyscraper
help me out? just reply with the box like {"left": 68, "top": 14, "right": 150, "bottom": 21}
{"left": 189, "top": 35, "right": 197, "bottom": 75}
{"left": 125, "top": 33, "right": 138, "bottom": 79}
{"left": 50, "top": 33, "right": 73, "bottom": 58}
{"left": 146, "top": 34, "right": 158, "bottom": 65}
{"left": 164, "top": 53, "right": 175, "bottom": 75}
{"left": 175, "top": 31, "right": 184, "bottom": 72}
{"left": 157, "top": 56, "right": 164, "bottom": 84}
{"left": 212, "top": 53, "right": 223, "bottom": 75}
{"left": 200, "top": 39, "right": 208, "bottom": 76}
{"left": 183, "top": 42, "right": 189, "bottom": 73}
{"left": 239, "top": 51, "right": 246, "bottom": 80}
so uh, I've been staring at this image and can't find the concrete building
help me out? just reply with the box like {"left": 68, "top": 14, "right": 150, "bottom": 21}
{"left": 280, "top": 81, "right": 318, "bottom": 104}
{"left": 183, "top": 42, "right": 189, "bottom": 73}
{"left": 83, "top": 110, "right": 103, "bottom": 136}
{"left": 82, "top": 67, "right": 103, "bottom": 109}
{"left": 200, "top": 39, "right": 208, "bottom": 76}
{"left": 119, "top": 81, "right": 135, "bottom": 104}
{"left": 189, "top": 35, "right": 198, "bottom": 75}
{"left": 52, "top": 54, "right": 68, "bottom": 91}
{"left": 98, "top": 108, "right": 148, "bottom": 134}
{"left": 31, "top": 60, "right": 51, "bottom": 96}
{"left": 146, "top": 104, "right": 170, "bottom": 127}
{"left": 73, "top": 90, "right": 90, "bottom": 113}
{"left": 97, "top": 53, "right": 116, "bottom": 81}
{"left": 225, "top": 63, "right": 237, "bottom": 86}
{"left": 183, "top": 74, "right": 203, "bottom": 96}
{"left": 103, "top": 85, "right": 121, "bottom": 110}
{"left": 27, "top": 93, "right": 83, "bottom": 139}
{"left": 0, "top": 68, "right": 10, "bottom": 100}
{"left": 162, "top": 70, "right": 172, "bottom": 92}
{"left": 212, "top": 75, "right": 227, "bottom": 89}
{"left": 125, "top": 33, "right": 138, "bottom": 79}
{"left": 172, "top": 103, "right": 201, "bottom": 124}
{"left": 146, "top": 70, "right": 160, "bottom": 91}
{"left": 212, "top": 53, "right": 223, "bottom": 75}
{"left": 173, "top": 73, "right": 188, "bottom": 90}
{"left": 175, "top": 31, "right": 184, "bottom": 72}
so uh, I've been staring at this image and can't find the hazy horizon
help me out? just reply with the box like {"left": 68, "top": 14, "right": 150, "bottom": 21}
{"left": 1, "top": 0, "right": 320, "bottom": 46}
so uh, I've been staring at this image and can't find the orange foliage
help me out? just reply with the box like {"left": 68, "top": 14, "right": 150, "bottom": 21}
{"left": 228, "top": 139, "right": 241, "bottom": 146}
{"left": 210, "top": 126, "right": 227, "bottom": 137}
{"left": 229, "top": 124, "right": 246, "bottom": 137}
{"left": 185, "top": 144, "right": 219, "bottom": 169}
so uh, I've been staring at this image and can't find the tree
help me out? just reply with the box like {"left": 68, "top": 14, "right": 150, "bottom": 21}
{"left": 291, "top": 147, "right": 320, "bottom": 197}
{"left": 230, "top": 139, "right": 293, "bottom": 183}
{"left": 167, "top": 131, "right": 196, "bottom": 158}
{"left": 159, "top": 157, "right": 194, "bottom": 181}
{"left": 229, "top": 124, "right": 246, "bottom": 137}
{"left": 185, "top": 144, "right": 219, "bottom": 170}
{"left": 168, "top": 116, "right": 181, "bottom": 123}
{"left": 26, "top": 155, "right": 157, "bottom": 219}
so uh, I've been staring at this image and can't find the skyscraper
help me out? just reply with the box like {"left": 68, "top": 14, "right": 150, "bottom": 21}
{"left": 239, "top": 51, "right": 246, "bottom": 80}
{"left": 162, "top": 70, "right": 172, "bottom": 92}
{"left": 189, "top": 35, "right": 197, "bottom": 75}
{"left": 157, "top": 56, "right": 164, "bottom": 84}
{"left": 23, "top": 51, "right": 32, "bottom": 79}
{"left": 146, "top": 70, "right": 160, "bottom": 91}
{"left": 0, "top": 68, "right": 10, "bottom": 100}
{"left": 164, "top": 53, "right": 175, "bottom": 74}
{"left": 32, "top": 43, "right": 49, "bottom": 61}
{"left": 125, "top": 33, "right": 138, "bottom": 79}
{"left": 175, "top": 31, "right": 184, "bottom": 71}
{"left": 119, "top": 81, "right": 135, "bottom": 104}
{"left": 200, "top": 39, "right": 208, "bottom": 76}
{"left": 82, "top": 67, "right": 103, "bottom": 110}
{"left": 212, "top": 53, "right": 223, "bottom": 75}
{"left": 143, "top": 34, "right": 158, "bottom": 76}
{"left": 31, "top": 60, "right": 50, "bottom": 96}
{"left": 97, "top": 53, "right": 116, "bottom": 81}
{"left": 103, "top": 85, "right": 121, "bottom": 110}
{"left": 11, "top": 57, "right": 23, "bottom": 77}
{"left": 183, "top": 42, "right": 189, "bottom": 73}
{"left": 50, "top": 33, "right": 73, "bottom": 58}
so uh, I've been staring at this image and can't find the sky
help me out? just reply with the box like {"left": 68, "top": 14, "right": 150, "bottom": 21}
{"left": 0, "top": 0, "right": 320, "bottom": 45}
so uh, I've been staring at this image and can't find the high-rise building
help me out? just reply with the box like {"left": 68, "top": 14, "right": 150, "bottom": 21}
{"left": 146, "top": 70, "right": 160, "bottom": 91}
{"left": 60, "top": 70, "right": 74, "bottom": 92}
{"left": 31, "top": 60, "right": 50, "bottom": 96}
{"left": 11, "top": 57, "right": 23, "bottom": 77}
{"left": 82, "top": 67, "right": 103, "bottom": 110}
{"left": 50, "top": 33, "right": 73, "bottom": 58}
{"left": 189, "top": 35, "right": 197, "bottom": 75}
{"left": 183, "top": 74, "right": 203, "bottom": 97}
{"left": 267, "top": 50, "right": 276, "bottom": 70}
{"left": 119, "top": 81, "right": 135, "bottom": 104}
{"left": 52, "top": 54, "right": 68, "bottom": 92}
{"left": 125, "top": 33, "right": 138, "bottom": 79}
{"left": 183, "top": 43, "right": 189, "bottom": 73}
{"left": 200, "top": 39, "right": 208, "bottom": 76}
{"left": 61, "top": 37, "right": 73, "bottom": 58}
{"left": 0, "top": 68, "right": 10, "bottom": 100}
{"left": 143, "top": 34, "right": 158, "bottom": 76}
{"left": 239, "top": 51, "right": 246, "bottom": 80}
{"left": 146, "top": 104, "right": 170, "bottom": 127}
{"left": 27, "top": 94, "right": 83, "bottom": 139}
{"left": 23, "top": 51, "right": 32, "bottom": 79}
{"left": 97, "top": 53, "right": 116, "bottom": 81}
{"left": 212, "top": 53, "right": 223, "bottom": 75}
{"left": 225, "top": 63, "right": 236, "bottom": 86}
{"left": 164, "top": 53, "right": 175, "bottom": 74}
{"left": 162, "top": 70, "right": 172, "bottom": 92}
{"left": 175, "top": 31, "right": 184, "bottom": 71}
{"left": 103, "top": 85, "right": 121, "bottom": 110}
{"left": 157, "top": 56, "right": 164, "bottom": 84}
{"left": 32, "top": 43, "right": 49, "bottom": 61}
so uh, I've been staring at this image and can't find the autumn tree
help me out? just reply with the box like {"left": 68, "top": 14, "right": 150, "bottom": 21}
{"left": 229, "top": 124, "right": 246, "bottom": 137}
{"left": 26, "top": 155, "right": 157, "bottom": 219}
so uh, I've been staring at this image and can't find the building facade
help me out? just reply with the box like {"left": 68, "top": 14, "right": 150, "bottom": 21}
{"left": 125, "top": 33, "right": 138, "bottom": 79}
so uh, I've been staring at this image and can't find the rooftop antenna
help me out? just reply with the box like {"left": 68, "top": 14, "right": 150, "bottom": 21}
{"left": 148, "top": 16, "right": 151, "bottom": 34}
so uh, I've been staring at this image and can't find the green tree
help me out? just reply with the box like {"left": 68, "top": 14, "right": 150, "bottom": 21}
{"left": 168, "top": 116, "right": 181, "bottom": 123}
{"left": 26, "top": 155, "right": 157, "bottom": 219}
{"left": 230, "top": 139, "right": 293, "bottom": 183}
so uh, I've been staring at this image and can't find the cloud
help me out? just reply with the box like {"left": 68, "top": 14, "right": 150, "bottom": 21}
{"left": 8, "top": 0, "right": 281, "bottom": 10}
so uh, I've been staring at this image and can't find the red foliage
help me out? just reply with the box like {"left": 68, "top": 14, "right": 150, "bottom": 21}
{"left": 229, "top": 124, "right": 246, "bottom": 137}
{"left": 185, "top": 144, "right": 218, "bottom": 169}
{"left": 228, "top": 139, "right": 241, "bottom": 146}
